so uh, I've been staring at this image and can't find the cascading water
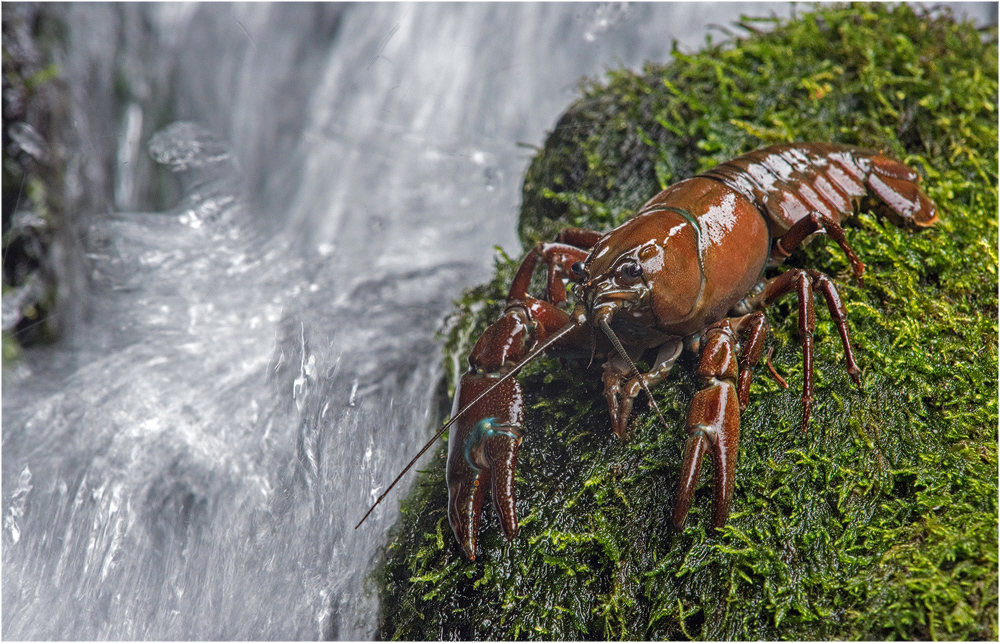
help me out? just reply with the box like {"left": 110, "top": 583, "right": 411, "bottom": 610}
{"left": 3, "top": 2, "right": 994, "bottom": 640}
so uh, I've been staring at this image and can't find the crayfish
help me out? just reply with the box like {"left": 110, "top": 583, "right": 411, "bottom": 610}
{"left": 358, "top": 142, "right": 937, "bottom": 561}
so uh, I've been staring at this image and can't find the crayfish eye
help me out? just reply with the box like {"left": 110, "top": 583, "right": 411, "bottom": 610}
{"left": 571, "top": 261, "right": 587, "bottom": 277}
{"left": 619, "top": 262, "right": 642, "bottom": 281}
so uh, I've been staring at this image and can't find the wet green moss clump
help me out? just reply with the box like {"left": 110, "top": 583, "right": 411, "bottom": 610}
{"left": 379, "top": 4, "right": 997, "bottom": 640}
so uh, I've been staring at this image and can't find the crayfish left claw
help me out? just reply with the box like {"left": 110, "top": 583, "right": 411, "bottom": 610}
{"left": 672, "top": 383, "right": 741, "bottom": 530}
{"left": 672, "top": 321, "right": 741, "bottom": 531}
{"left": 673, "top": 430, "right": 709, "bottom": 529}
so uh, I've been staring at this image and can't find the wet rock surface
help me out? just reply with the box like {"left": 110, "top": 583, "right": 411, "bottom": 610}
{"left": 378, "top": 5, "right": 998, "bottom": 640}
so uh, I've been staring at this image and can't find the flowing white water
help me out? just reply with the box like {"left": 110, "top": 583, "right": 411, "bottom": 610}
{"left": 3, "top": 2, "right": 994, "bottom": 640}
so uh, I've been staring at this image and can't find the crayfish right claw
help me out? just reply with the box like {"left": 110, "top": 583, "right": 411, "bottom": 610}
{"left": 484, "top": 423, "right": 522, "bottom": 540}
{"left": 446, "top": 456, "right": 486, "bottom": 560}
{"left": 446, "top": 414, "right": 523, "bottom": 561}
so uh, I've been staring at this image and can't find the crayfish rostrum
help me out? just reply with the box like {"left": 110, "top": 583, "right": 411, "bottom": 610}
{"left": 358, "top": 142, "right": 937, "bottom": 561}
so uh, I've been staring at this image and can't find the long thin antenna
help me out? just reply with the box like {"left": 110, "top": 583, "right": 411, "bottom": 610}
{"left": 355, "top": 317, "right": 584, "bottom": 530}
{"left": 599, "top": 318, "right": 671, "bottom": 431}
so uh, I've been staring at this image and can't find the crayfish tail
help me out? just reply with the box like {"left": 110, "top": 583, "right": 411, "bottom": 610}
{"left": 867, "top": 154, "right": 939, "bottom": 228}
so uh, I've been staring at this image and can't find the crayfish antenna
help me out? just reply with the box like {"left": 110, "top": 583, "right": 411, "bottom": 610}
{"left": 587, "top": 325, "right": 597, "bottom": 369}
{"left": 355, "top": 316, "right": 585, "bottom": 530}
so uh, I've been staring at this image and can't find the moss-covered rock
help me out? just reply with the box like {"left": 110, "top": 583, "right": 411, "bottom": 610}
{"left": 378, "top": 4, "right": 997, "bottom": 640}
{"left": 2, "top": 5, "right": 69, "bottom": 357}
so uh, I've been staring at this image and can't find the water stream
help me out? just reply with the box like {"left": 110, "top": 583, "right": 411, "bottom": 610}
{"left": 3, "top": 3, "right": 993, "bottom": 639}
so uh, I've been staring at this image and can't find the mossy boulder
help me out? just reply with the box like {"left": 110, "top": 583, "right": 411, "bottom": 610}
{"left": 378, "top": 4, "right": 997, "bottom": 640}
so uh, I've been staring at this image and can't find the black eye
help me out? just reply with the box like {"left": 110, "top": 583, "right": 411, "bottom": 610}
{"left": 571, "top": 261, "right": 587, "bottom": 277}
{"left": 621, "top": 262, "right": 642, "bottom": 280}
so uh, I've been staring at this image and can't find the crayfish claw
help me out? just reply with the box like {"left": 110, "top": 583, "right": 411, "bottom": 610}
{"left": 707, "top": 420, "right": 739, "bottom": 529}
{"left": 672, "top": 431, "right": 708, "bottom": 529}
{"left": 446, "top": 461, "right": 487, "bottom": 561}
{"left": 446, "top": 411, "right": 524, "bottom": 560}
{"left": 673, "top": 322, "right": 741, "bottom": 531}
{"left": 673, "top": 397, "right": 740, "bottom": 531}
{"left": 485, "top": 425, "right": 522, "bottom": 541}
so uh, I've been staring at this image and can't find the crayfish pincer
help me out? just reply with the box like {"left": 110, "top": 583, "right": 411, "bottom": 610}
{"left": 357, "top": 142, "right": 937, "bottom": 561}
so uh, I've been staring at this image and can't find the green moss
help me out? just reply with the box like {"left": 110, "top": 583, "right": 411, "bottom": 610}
{"left": 24, "top": 63, "right": 59, "bottom": 93}
{"left": 379, "top": 4, "right": 997, "bottom": 640}
{"left": 2, "top": 326, "right": 22, "bottom": 367}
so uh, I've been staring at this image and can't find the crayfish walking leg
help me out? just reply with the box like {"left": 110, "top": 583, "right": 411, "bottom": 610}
{"left": 751, "top": 267, "right": 862, "bottom": 431}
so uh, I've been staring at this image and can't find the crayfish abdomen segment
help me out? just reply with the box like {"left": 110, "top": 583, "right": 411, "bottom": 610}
{"left": 701, "top": 142, "right": 937, "bottom": 236}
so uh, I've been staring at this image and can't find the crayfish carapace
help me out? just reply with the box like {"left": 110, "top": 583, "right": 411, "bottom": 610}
{"left": 358, "top": 142, "right": 937, "bottom": 561}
